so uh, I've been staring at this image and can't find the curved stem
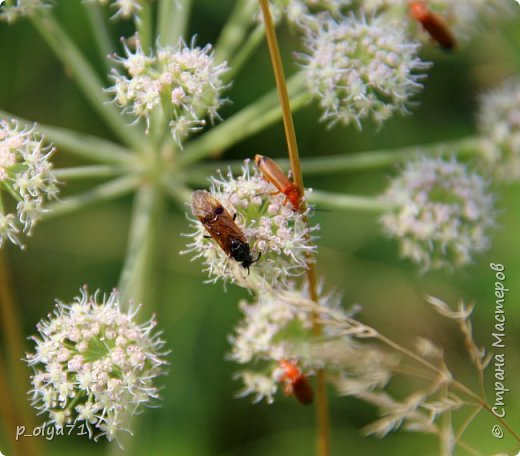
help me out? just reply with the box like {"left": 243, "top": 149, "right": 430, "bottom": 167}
{"left": 136, "top": 0, "right": 154, "bottom": 52}
{"left": 185, "top": 135, "right": 482, "bottom": 184}
{"left": 215, "top": 0, "right": 257, "bottom": 64}
{"left": 259, "top": 1, "right": 329, "bottom": 455}
{"left": 0, "top": 108, "right": 134, "bottom": 164}
{"left": 180, "top": 74, "right": 308, "bottom": 167}
{"left": 308, "top": 191, "right": 390, "bottom": 213}
{"left": 157, "top": 0, "right": 192, "bottom": 46}
{"left": 118, "top": 183, "right": 164, "bottom": 307}
{"left": 84, "top": 1, "right": 114, "bottom": 72}
{"left": 53, "top": 165, "right": 129, "bottom": 180}
{"left": 43, "top": 175, "right": 139, "bottom": 219}
{"left": 30, "top": 11, "right": 147, "bottom": 152}
{"left": 225, "top": 23, "right": 265, "bottom": 82}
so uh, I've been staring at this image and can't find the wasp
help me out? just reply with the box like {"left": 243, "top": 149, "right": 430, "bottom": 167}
{"left": 279, "top": 360, "right": 314, "bottom": 405}
{"left": 191, "top": 190, "right": 260, "bottom": 272}
{"left": 255, "top": 154, "right": 303, "bottom": 211}
{"left": 409, "top": 1, "right": 456, "bottom": 51}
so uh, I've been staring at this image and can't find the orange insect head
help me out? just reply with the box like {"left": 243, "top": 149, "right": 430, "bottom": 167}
{"left": 278, "top": 359, "right": 314, "bottom": 405}
{"left": 409, "top": 1, "right": 429, "bottom": 21}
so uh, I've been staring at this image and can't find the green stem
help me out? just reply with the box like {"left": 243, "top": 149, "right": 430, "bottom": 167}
{"left": 84, "top": 1, "right": 114, "bottom": 72}
{"left": 180, "top": 74, "right": 308, "bottom": 166}
{"left": 136, "top": 0, "right": 154, "bottom": 52}
{"left": 107, "top": 183, "right": 164, "bottom": 456}
{"left": 215, "top": 0, "right": 257, "bottom": 64}
{"left": 162, "top": 177, "right": 192, "bottom": 208}
{"left": 118, "top": 183, "right": 164, "bottom": 306}
{"left": 43, "top": 175, "right": 139, "bottom": 219}
{"left": 53, "top": 165, "right": 128, "bottom": 180}
{"left": 308, "top": 191, "right": 390, "bottom": 213}
{"left": 0, "top": 108, "right": 134, "bottom": 164}
{"left": 157, "top": 0, "right": 192, "bottom": 46}
{"left": 225, "top": 23, "right": 265, "bottom": 82}
{"left": 30, "top": 11, "right": 147, "bottom": 152}
{"left": 186, "top": 135, "right": 482, "bottom": 183}
{"left": 0, "top": 252, "right": 41, "bottom": 456}
{"left": 259, "top": 1, "right": 328, "bottom": 455}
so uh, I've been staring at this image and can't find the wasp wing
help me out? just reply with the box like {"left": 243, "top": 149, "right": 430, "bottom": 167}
{"left": 191, "top": 190, "right": 247, "bottom": 256}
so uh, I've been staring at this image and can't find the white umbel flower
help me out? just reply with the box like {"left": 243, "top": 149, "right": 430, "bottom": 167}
{"left": 0, "top": 0, "right": 50, "bottom": 23}
{"left": 0, "top": 119, "right": 58, "bottom": 248}
{"left": 26, "top": 288, "right": 167, "bottom": 442}
{"left": 478, "top": 78, "right": 520, "bottom": 182}
{"left": 381, "top": 156, "right": 496, "bottom": 272}
{"left": 269, "top": 0, "right": 352, "bottom": 27}
{"left": 299, "top": 13, "right": 430, "bottom": 128}
{"left": 84, "top": 0, "right": 141, "bottom": 20}
{"left": 182, "top": 161, "right": 318, "bottom": 287}
{"left": 108, "top": 36, "right": 230, "bottom": 145}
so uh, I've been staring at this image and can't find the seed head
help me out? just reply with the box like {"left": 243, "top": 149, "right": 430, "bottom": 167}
{"left": 0, "top": 119, "right": 58, "bottom": 248}
{"left": 182, "top": 161, "right": 318, "bottom": 288}
{"left": 299, "top": 13, "right": 430, "bottom": 129}
{"left": 108, "top": 37, "right": 230, "bottom": 145}
{"left": 381, "top": 156, "right": 496, "bottom": 272}
{"left": 26, "top": 288, "right": 167, "bottom": 442}
{"left": 478, "top": 77, "right": 520, "bottom": 182}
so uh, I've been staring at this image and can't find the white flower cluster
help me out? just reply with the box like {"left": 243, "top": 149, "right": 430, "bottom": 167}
{"left": 230, "top": 285, "right": 319, "bottom": 404}
{"left": 26, "top": 288, "right": 167, "bottom": 442}
{"left": 270, "top": 0, "right": 352, "bottom": 27}
{"left": 299, "top": 13, "right": 429, "bottom": 129}
{"left": 108, "top": 37, "right": 230, "bottom": 145}
{"left": 0, "top": 119, "right": 58, "bottom": 248}
{"left": 85, "top": 0, "right": 141, "bottom": 20}
{"left": 183, "top": 162, "right": 317, "bottom": 287}
{"left": 381, "top": 156, "right": 496, "bottom": 272}
{"left": 478, "top": 78, "right": 520, "bottom": 182}
{"left": 0, "top": 0, "right": 49, "bottom": 23}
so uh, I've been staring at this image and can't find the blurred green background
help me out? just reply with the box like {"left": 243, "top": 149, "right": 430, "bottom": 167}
{"left": 0, "top": 1, "right": 519, "bottom": 455}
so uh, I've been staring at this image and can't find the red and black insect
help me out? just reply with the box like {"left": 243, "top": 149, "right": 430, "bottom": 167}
{"left": 255, "top": 154, "right": 303, "bottom": 211}
{"left": 279, "top": 359, "right": 314, "bottom": 405}
{"left": 409, "top": 1, "right": 456, "bottom": 51}
{"left": 191, "top": 190, "right": 260, "bottom": 272}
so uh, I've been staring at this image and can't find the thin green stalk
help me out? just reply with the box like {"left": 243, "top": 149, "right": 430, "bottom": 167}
{"left": 43, "top": 175, "right": 139, "bottom": 219}
{"left": 0, "top": 350, "right": 24, "bottom": 456}
{"left": 259, "top": 1, "right": 329, "bottom": 455}
{"left": 0, "top": 252, "right": 41, "bottom": 456}
{"left": 179, "top": 74, "right": 308, "bottom": 166}
{"left": 215, "top": 0, "right": 257, "bottom": 64}
{"left": 136, "top": 0, "right": 154, "bottom": 52}
{"left": 0, "top": 108, "right": 134, "bottom": 164}
{"left": 53, "top": 165, "right": 128, "bottom": 180}
{"left": 107, "top": 183, "right": 164, "bottom": 456}
{"left": 308, "top": 191, "right": 390, "bottom": 213}
{"left": 225, "top": 23, "right": 265, "bottom": 82}
{"left": 157, "top": 0, "right": 192, "bottom": 46}
{"left": 162, "top": 177, "right": 193, "bottom": 208}
{"left": 118, "top": 183, "right": 164, "bottom": 307}
{"left": 186, "top": 135, "right": 482, "bottom": 183}
{"left": 84, "top": 1, "right": 114, "bottom": 72}
{"left": 30, "top": 12, "right": 147, "bottom": 152}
